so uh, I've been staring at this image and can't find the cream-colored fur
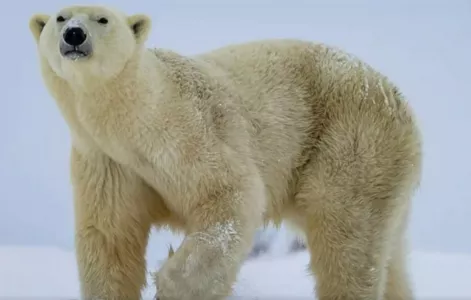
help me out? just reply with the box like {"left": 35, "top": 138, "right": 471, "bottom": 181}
{"left": 29, "top": 5, "right": 422, "bottom": 300}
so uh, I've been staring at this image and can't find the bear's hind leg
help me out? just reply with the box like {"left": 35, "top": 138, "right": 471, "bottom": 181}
{"left": 384, "top": 219, "right": 415, "bottom": 300}
{"left": 295, "top": 189, "right": 393, "bottom": 300}
{"left": 291, "top": 125, "right": 419, "bottom": 299}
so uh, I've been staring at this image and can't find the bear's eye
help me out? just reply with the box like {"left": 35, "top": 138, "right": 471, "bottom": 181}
{"left": 97, "top": 17, "right": 108, "bottom": 24}
{"left": 56, "top": 15, "right": 65, "bottom": 22}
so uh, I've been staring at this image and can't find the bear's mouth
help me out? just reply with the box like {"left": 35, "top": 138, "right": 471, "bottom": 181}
{"left": 63, "top": 49, "right": 88, "bottom": 60}
{"left": 60, "top": 42, "right": 93, "bottom": 61}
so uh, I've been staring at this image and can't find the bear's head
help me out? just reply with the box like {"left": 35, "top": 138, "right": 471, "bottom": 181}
{"left": 29, "top": 5, "right": 151, "bottom": 87}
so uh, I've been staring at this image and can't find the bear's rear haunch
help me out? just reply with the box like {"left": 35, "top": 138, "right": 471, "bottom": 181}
{"left": 30, "top": 4, "right": 422, "bottom": 300}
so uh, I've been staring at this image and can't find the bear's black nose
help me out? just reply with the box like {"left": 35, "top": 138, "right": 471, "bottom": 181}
{"left": 63, "top": 27, "right": 87, "bottom": 46}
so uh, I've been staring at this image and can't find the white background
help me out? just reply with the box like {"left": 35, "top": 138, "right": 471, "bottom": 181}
{"left": 1, "top": 0, "right": 470, "bottom": 269}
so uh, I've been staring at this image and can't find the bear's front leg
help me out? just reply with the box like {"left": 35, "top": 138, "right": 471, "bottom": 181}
{"left": 154, "top": 170, "right": 265, "bottom": 300}
{"left": 71, "top": 148, "right": 156, "bottom": 300}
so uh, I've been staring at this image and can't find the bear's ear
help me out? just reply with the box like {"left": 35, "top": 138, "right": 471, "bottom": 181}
{"left": 127, "top": 14, "right": 151, "bottom": 44}
{"left": 29, "top": 14, "right": 50, "bottom": 44}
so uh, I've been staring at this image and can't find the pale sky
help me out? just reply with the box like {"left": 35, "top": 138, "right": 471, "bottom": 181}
{"left": 1, "top": 0, "right": 470, "bottom": 254}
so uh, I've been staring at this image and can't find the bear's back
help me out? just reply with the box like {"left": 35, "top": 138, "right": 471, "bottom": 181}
{"left": 146, "top": 40, "right": 417, "bottom": 212}
{"left": 197, "top": 39, "right": 322, "bottom": 167}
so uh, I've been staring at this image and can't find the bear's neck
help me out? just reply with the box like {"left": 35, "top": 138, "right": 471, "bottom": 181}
{"left": 72, "top": 50, "right": 165, "bottom": 103}
{"left": 63, "top": 50, "right": 168, "bottom": 153}
{"left": 64, "top": 51, "right": 147, "bottom": 91}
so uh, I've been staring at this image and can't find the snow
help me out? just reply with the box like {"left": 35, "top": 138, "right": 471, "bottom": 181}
{"left": 1, "top": 246, "right": 470, "bottom": 299}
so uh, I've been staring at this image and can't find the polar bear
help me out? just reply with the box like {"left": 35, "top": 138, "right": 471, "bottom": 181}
{"left": 29, "top": 4, "right": 422, "bottom": 300}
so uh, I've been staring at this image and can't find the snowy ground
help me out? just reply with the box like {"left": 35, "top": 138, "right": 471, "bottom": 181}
{"left": 0, "top": 246, "right": 470, "bottom": 299}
